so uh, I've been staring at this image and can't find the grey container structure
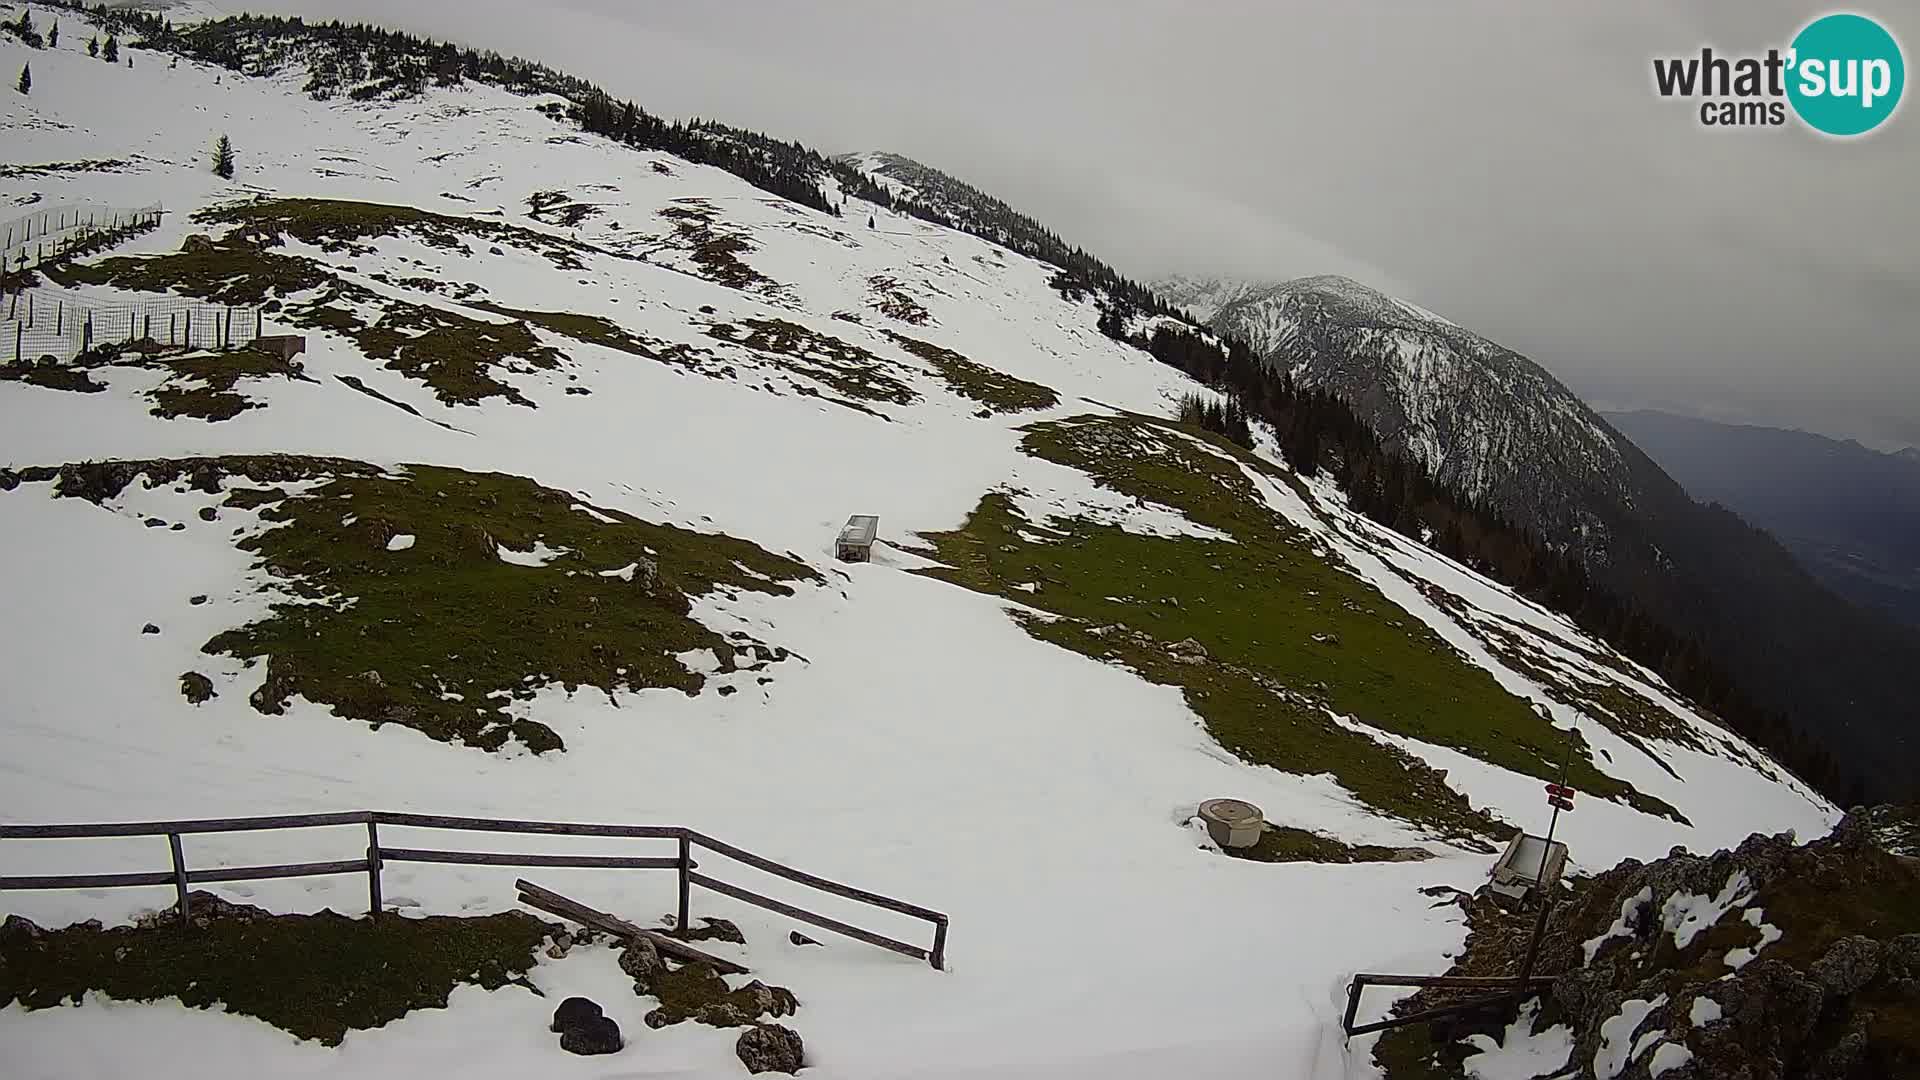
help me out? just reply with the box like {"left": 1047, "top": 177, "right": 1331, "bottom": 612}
{"left": 836, "top": 515, "right": 879, "bottom": 562}
{"left": 1488, "top": 830, "right": 1569, "bottom": 906}
{"left": 1197, "top": 798, "right": 1265, "bottom": 849}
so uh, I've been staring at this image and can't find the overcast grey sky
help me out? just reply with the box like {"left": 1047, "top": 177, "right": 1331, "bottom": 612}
{"left": 244, "top": 1, "right": 1920, "bottom": 449}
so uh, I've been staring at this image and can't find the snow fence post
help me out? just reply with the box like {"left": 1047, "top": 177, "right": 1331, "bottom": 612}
{"left": 168, "top": 833, "right": 190, "bottom": 929}
{"left": 676, "top": 834, "right": 691, "bottom": 932}
{"left": 931, "top": 916, "right": 948, "bottom": 971}
{"left": 13, "top": 322, "right": 20, "bottom": 365}
{"left": 366, "top": 820, "right": 383, "bottom": 918}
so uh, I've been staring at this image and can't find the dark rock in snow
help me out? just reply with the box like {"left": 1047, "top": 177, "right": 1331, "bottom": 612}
{"left": 549, "top": 995, "right": 602, "bottom": 1033}
{"left": 190, "top": 594, "right": 209, "bottom": 605}
{"left": 142, "top": 623, "right": 160, "bottom": 634}
{"left": 738, "top": 979, "right": 798, "bottom": 1019}
{"left": 618, "top": 935, "right": 664, "bottom": 987}
{"left": 180, "top": 671, "right": 216, "bottom": 704}
{"left": 736, "top": 1023, "right": 804, "bottom": 1074}
{"left": 790, "top": 930, "right": 820, "bottom": 947}
{"left": 684, "top": 916, "right": 745, "bottom": 945}
{"left": 559, "top": 1014, "right": 623, "bottom": 1055}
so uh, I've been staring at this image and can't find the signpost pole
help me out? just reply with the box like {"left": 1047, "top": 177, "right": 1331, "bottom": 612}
{"left": 1519, "top": 726, "right": 1577, "bottom": 981}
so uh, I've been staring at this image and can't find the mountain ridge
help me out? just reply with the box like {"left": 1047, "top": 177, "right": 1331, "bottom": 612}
{"left": 1158, "top": 272, "right": 1920, "bottom": 803}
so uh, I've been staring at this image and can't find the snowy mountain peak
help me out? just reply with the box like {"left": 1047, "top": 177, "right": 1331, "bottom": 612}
{"left": 1157, "top": 270, "right": 1629, "bottom": 543}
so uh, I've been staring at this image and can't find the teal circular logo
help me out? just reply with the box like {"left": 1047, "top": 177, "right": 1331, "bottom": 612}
{"left": 1787, "top": 13, "right": 1905, "bottom": 136}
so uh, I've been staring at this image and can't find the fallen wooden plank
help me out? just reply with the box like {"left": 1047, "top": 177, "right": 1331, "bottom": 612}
{"left": 515, "top": 878, "right": 749, "bottom": 976}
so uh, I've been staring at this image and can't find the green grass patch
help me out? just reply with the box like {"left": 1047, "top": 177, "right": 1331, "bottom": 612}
{"left": 920, "top": 413, "right": 1680, "bottom": 834}
{"left": 473, "top": 302, "right": 721, "bottom": 376}
{"left": 202, "top": 197, "right": 603, "bottom": 271}
{"left": 708, "top": 317, "right": 918, "bottom": 411}
{"left": 644, "top": 963, "right": 798, "bottom": 1028}
{"left": 0, "top": 909, "right": 551, "bottom": 1045}
{"left": 883, "top": 330, "right": 1059, "bottom": 415}
{"left": 177, "top": 459, "right": 817, "bottom": 752}
{"left": 867, "top": 275, "right": 931, "bottom": 325}
{"left": 356, "top": 304, "right": 564, "bottom": 407}
{"left": 1, "top": 358, "right": 107, "bottom": 393}
{"left": 658, "top": 201, "right": 773, "bottom": 291}
{"left": 147, "top": 347, "right": 310, "bottom": 422}
{"left": 1223, "top": 825, "right": 1432, "bottom": 864}
{"left": 52, "top": 231, "right": 583, "bottom": 407}
{"left": 49, "top": 232, "right": 341, "bottom": 306}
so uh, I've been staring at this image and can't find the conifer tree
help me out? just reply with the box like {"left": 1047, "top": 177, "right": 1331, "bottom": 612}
{"left": 87, "top": 34, "right": 98, "bottom": 57}
{"left": 212, "top": 134, "right": 234, "bottom": 179}
{"left": 48, "top": 21, "right": 57, "bottom": 49}
{"left": 15, "top": 63, "right": 28, "bottom": 96}
{"left": 102, "top": 34, "right": 118, "bottom": 63}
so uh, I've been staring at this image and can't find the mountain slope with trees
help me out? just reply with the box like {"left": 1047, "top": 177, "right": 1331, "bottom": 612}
{"left": 1156, "top": 273, "right": 1920, "bottom": 804}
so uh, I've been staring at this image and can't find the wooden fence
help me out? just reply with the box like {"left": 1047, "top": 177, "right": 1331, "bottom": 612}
{"left": 0, "top": 811, "right": 948, "bottom": 969}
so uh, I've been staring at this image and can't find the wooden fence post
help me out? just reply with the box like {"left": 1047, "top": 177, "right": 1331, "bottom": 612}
{"left": 13, "top": 323, "right": 20, "bottom": 366}
{"left": 184, "top": 310, "right": 190, "bottom": 347}
{"left": 55, "top": 302, "right": 61, "bottom": 335}
{"left": 169, "top": 312, "right": 176, "bottom": 345}
{"left": 255, "top": 309, "right": 262, "bottom": 340}
{"left": 168, "top": 833, "right": 190, "bottom": 929}
{"left": 366, "top": 820, "right": 383, "bottom": 917}
{"left": 677, "top": 834, "right": 691, "bottom": 932}
{"left": 931, "top": 916, "right": 948, "bottom": 971}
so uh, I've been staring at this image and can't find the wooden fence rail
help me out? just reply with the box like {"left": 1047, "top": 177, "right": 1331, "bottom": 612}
{"left": 0, "top": 811, "right": 948, "bottom": 969}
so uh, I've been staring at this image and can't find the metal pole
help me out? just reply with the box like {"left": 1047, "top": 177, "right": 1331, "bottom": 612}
{"left": 366, "top": 821, "right": 383, "bottom": 917}
{"left": 1518, "top": 729, "right": 1577, "bottom": 981}
{"left": 168, "top": 833, "right": 191, "bottom": 929}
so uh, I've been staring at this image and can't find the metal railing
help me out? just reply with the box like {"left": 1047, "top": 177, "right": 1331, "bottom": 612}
{"left": 0, "top": 810, "right": 949, "bottom": 969}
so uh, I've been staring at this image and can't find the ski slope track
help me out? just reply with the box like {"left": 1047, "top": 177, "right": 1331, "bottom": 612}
{"left": 0, "top": 12, "right": 1832, "bottom": 1080}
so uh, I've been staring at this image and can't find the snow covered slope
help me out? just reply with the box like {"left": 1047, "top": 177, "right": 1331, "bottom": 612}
{"left": 1, "top": 11, "right": 1833, "bottom": 1080}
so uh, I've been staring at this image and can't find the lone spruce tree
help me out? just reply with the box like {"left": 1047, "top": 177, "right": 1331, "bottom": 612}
{"left": 102, "top": 34, "right": 118, "bottom": 63}
{"left": 15, "top": 63, "right": 28, "bottom": 96}
{"left": 212, "top": 134, "right": 234, "bottom": 179}
{"left": 48, "top": 22, "right": 58, "bottom": 49}
{"left": 87, "top": 34, "right": 98, "bottom": 57}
